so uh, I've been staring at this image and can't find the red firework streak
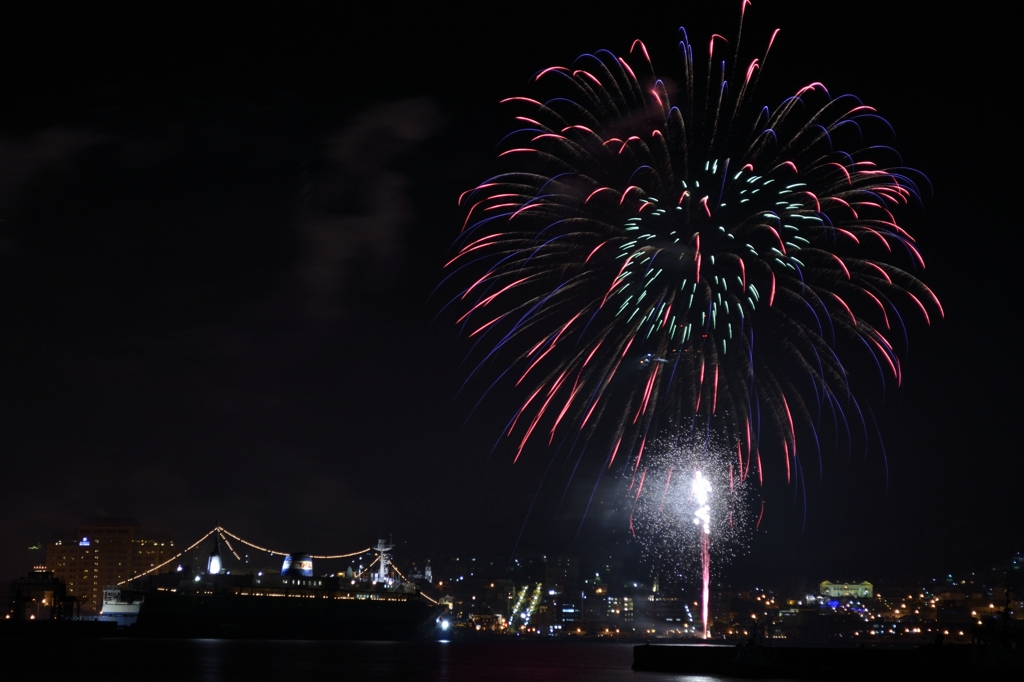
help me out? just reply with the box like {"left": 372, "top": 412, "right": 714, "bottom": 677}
{"left": 701, "top": 532, "right": 711, "bottom": 639}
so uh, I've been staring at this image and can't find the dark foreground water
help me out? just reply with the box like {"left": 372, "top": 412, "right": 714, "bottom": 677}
{"left": 1, "top": 637, "right": 743, "bottom": 681}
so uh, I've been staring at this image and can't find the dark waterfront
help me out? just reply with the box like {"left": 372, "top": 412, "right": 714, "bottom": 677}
{"left": 0, "top": 638, "right": 740, "bottom": 681}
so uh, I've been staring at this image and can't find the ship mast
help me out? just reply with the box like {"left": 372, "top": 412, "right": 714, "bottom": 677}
{"left": 374, "top": 538, "right": 394, "bottom": 586}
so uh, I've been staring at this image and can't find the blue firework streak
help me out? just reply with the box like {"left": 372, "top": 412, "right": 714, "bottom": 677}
{"left": 446, "top": 5, "right": 941, "bottom": 487}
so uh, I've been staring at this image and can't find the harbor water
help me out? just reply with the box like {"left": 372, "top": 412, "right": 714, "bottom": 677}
{"left": 1, "top": 637, "right": 745, "bottom": 681}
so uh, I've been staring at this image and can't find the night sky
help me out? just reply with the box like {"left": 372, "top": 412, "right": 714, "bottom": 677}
{"left": 1, "top": 1, "right": 1019, "bottom": 586}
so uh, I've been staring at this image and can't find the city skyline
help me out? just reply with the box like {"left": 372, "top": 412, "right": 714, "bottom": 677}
{"left": 10, "top": 514, "right": 1021, "bottom": 643}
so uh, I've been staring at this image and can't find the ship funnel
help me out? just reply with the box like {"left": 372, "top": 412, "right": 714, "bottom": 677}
{"left": 208, "top": 538, "right": 222, "bottom": 575}
{"left": 281, "top": 553, "right": 314, "bottom": 577}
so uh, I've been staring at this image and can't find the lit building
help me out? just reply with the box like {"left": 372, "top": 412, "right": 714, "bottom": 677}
{"left": 643, "top": 594, "right": 689, "bottom": 629}
{"left": 7, "top": 568, "right": 77, "bottom": 620}
{"left": 604, "top": 595, "right": 634, "bottom": 623}
{"left": 820, "top": 581, "right": 873, "bottom": 598}
{"left": 544, "top": 556, "right": 580, "bottom": 588}
{"left": 45, "top": 518, "right": 176, "bottom": 614}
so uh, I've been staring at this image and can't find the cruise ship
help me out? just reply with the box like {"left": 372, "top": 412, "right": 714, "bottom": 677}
{"left": 122, "top": 536, "right": 444, "bottom": 639}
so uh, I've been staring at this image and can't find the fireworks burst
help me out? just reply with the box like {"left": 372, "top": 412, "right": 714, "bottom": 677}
{"left": 446, "top": 3, "right": 940, "bottom": 490}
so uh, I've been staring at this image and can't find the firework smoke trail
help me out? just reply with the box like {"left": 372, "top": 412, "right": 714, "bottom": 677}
{"left": 692, "top": 470, "right": 712, "bottom": 637}
{"left": 445, "top": 1, "right": 941, "bottom": 496}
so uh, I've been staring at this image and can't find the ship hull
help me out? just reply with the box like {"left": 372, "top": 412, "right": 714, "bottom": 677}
{"left": 133, "top": 591, "right": 440, "bottom": 640}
